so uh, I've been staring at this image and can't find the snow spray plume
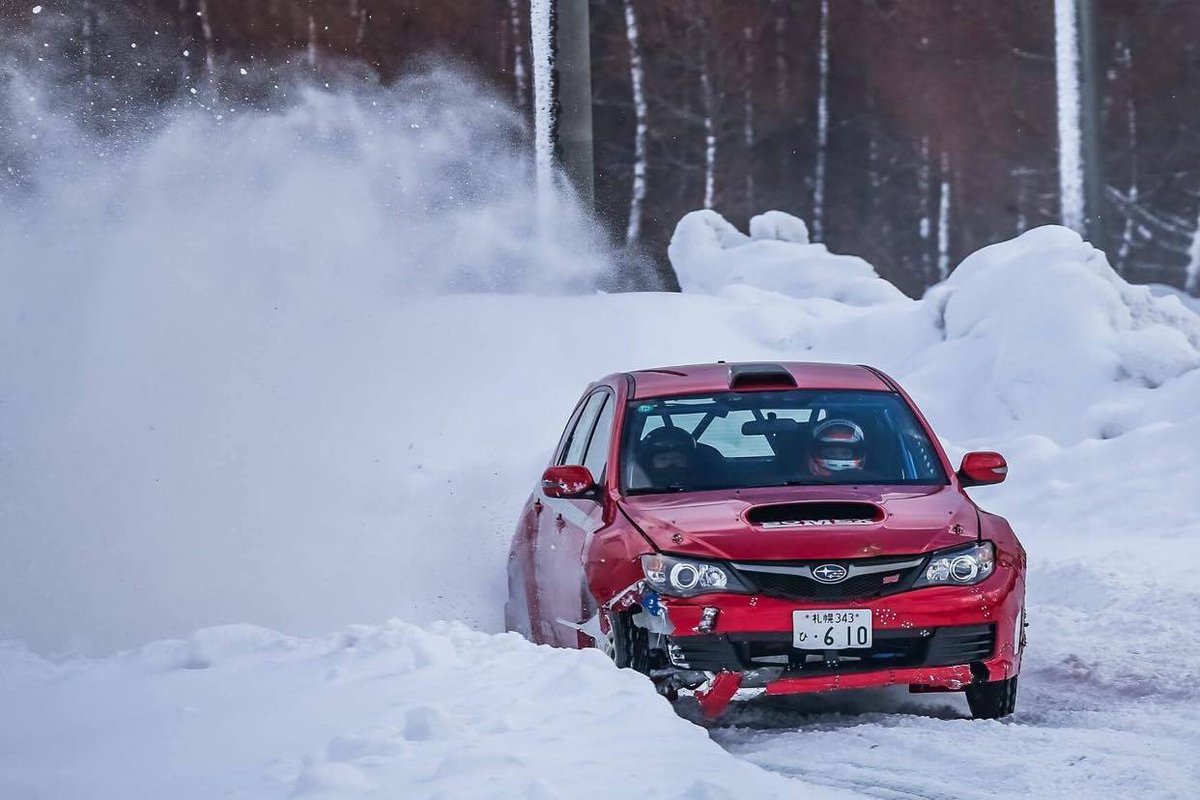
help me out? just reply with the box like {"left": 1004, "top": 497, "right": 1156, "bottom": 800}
{"left": 0, "top": 52, "right": 615, "bottom": 653}
{"left": 0, "top": 62, "right": 612, "bottom": 293}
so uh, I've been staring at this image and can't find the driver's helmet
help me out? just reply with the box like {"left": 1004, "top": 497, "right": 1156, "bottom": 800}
{"left": 809, "top": 418, "right": 867, "bottom": 475}
{"left": 640, "top": 424, "right": 696, "bottom": 484}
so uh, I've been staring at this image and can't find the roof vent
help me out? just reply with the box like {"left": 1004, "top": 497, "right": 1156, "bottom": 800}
{"left": 728, "top": 363, "right": 797, "bottom": 390}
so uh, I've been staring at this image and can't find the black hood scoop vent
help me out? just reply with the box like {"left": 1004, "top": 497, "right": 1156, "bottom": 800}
{"left": 746, "top": 501, "right": 884, "bottom": 529}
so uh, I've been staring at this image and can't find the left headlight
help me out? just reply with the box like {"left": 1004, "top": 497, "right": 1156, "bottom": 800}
{"left": 915, "top": 541, "right": 995, "bottom": 587}
{"left": 640, "top": 554, "right": 752, "bottom": 598}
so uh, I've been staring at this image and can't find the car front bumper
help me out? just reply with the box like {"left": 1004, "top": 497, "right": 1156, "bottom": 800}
{"left": 655, "top": 564, "right": 1024, "bottom": 695}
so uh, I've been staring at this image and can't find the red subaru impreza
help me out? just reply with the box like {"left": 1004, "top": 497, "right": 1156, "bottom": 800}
{"left": 505, "top": 362, "right": 1026, "bottom": 719}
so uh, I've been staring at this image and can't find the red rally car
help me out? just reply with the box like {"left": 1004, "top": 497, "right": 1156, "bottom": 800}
{"left": 505, "top": 362, "right": 1026, "bottom": 720}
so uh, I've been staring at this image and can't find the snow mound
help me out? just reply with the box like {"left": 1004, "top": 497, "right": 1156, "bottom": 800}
{"left": 668, "top": 212, "right": 1200, "bottom": 447}
{"left": 668, "top": 210, "right": 907, "bottom": 305}
{"left": 0, "top": 621, "right": 832, "bottom": 800}
{"left": 911, "top": 225, "right": 1200, "bottom": 444}
{"left": 749, "top": 210, "right": 810, "bottom": 243}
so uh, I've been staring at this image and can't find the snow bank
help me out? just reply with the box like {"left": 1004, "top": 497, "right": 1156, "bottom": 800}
{"left": 917, "top": 225, "right": 1200, "bottom": 444}
{"left": 668, "top": 210, "right": 907, "bottom": 305}
{"left": 669, "top": 213, "right": 1200, "bottom": 446}
{"left": 0, "top": 621, "right": 834, "bottom": 800}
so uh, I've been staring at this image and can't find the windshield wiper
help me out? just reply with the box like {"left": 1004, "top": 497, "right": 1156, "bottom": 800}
{"left": 626, "top": 484, "right": 691, "bottom": 495}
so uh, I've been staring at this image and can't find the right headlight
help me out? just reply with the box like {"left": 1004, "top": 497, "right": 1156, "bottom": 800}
{"left": 640, "top": 554, "right": 752, "bottom": 598}
{"left": 914, "top": 541, "right": 995, "bottom": 587}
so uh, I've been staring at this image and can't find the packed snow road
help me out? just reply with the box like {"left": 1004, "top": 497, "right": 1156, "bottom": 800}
{"left": 4, "top": 207, "right": 1200, "bottom": 797}
{"left": 710, "top": 474, "right": 1200, "bottom": 798}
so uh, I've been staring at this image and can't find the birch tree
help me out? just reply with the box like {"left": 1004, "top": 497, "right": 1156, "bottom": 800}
{"left": 918, "top": 136, "right": 931, "bottom": 278}
{"left": 813, "top": 0, "right": 830, "bottom": 241}
{"left": 937, "top": 152, "right": 952, "bottom": 281}
{"left": 1115, "top": 40, "right": 1137, "bottom": 274}
{"left": 508, "top": 0, "right": 529, "bottom": 112}
{"left": 700, "top": 53, "right": 716, "bottom": 210}
{"left": 530, "top": 0, "right": 556, "bottom": 217}
{"left": 307, "top": 14, "right": 319, "bottom": 67}
{"left": 1187, "top": 213, "right": 1200, "bottom": 294}
{"left": 742, "top": 25, "right": 755, "bottom": 212}
{"left": 623, "top": 0, "right": 647, "bottom": 243}
{"left": 197, "top": 0, "right": 215, "bottom": 79}
{"left": 1055, "top": 0, "right": 1085, "bottom": 232}
{"left": 350, "top": 0, "right": 368, "bottom": 47}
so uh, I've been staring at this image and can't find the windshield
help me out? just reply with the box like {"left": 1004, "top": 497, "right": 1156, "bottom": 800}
{"left": 621, "top": 389, "right": 947, "bottom": 495}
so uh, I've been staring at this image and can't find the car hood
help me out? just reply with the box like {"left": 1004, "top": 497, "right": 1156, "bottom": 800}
{"left": 619, "top": 484, "right": 978, "bottom": 561}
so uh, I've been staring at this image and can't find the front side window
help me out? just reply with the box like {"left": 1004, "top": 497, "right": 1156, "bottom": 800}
{"left": 582, "top": 395, "right": 615, "bottom": 482}
{"left": 561, "top": 392, "right": 606, "bottom": 466}
{"left": 621, "top": 390, "right": 946, "bottom": 494}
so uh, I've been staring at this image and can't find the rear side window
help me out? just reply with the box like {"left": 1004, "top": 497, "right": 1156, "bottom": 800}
{"left": 582, "top": 395, "right": 615, "bottom": 482}
{"left": 561, "top": 392, "right": 606, "bottom": 466}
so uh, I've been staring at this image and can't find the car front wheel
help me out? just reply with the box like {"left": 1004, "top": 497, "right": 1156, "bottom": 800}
{"left": 604, "top": 611, "right": 651, "bottom": 674}
{"left": 965, "top": 675, "right": 1018, "bottom": 719}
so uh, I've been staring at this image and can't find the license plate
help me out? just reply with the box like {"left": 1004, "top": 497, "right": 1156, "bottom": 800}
{"left": 792, "top": 609, "right": 873, "bottom": 650}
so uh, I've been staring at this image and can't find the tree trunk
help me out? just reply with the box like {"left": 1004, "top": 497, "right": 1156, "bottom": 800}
{"left": 918, "top": 135, "right": 931, "bottom": 278}
{"left": 1116, "top": 40, "right": 1137, "bottom": 274}
{"left": 307, "top": 14, "right": 319, "bottom": 67}
{"left": 742, "top": 25, "right": 756, "bottom": 213}
{"left": 508, "top": 0, "right": 529, "bottom": 112}
{"left": 1055, "top": 0, "right": 1084, "bottom": 233}
{"left": 701, "top": 57, "right": 716, "bottom": 210}
{"left": 937, "top": 152, "right": 952, "bottom": 281}
{"left": 1187, "top": 211, "right": 1200, "bottom": 295}
{"left": 813, "top": 0, "right": 830, "bottom": 241}
{"left": 81, "top": 1, "right": 96, "bottom": 100}
{"left": 530, "top": 0, "right": 556, "bottom": 220}
{"left": 197, "top": 0, "right": 215, "bottom": 80}
{"left": 623, "top": 0, "right": 647, "bottom": 244}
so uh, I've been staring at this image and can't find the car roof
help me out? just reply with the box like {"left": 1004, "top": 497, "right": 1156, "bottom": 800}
{"left": 622, "top": 361, "right": 893, "bottom": 400}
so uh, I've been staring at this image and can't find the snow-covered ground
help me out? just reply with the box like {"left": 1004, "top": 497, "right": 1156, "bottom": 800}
{"left": 3, "top": 74, "right": 1200, "bottom": 797}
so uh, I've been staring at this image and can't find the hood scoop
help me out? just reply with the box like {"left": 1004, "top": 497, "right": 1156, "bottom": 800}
{"left": 747, "top": 501, "right": 884, "bottom": 529}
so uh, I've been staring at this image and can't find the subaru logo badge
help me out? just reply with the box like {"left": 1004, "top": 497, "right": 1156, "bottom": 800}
{"left": 812, "top": 563, "right": 849, "bottom": 583}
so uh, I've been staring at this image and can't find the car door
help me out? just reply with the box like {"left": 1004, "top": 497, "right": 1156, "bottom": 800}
{"left": 534, "top": 389, "right": 613, "bottom": 647}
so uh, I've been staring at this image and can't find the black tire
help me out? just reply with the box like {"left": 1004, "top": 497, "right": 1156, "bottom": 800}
{"left": 608, "top": 611, "right": 652, "bottom": 675}
{"left": 965, "top": 676, "right": 1018, "bottom": 719}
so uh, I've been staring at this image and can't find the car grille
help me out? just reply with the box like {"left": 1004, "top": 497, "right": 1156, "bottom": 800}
{"left": 668, "top": 624, "right": 995, "bottom": 675}
{"left": 746, "top": 571, "right": 890, "bottom": 601}
{"left": 730, "top": 555, "right": 926, "bottom": 601}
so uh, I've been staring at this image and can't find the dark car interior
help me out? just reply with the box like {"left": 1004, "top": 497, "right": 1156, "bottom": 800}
{"left": 622, "top": 389, "right": 945, "bottom": 493}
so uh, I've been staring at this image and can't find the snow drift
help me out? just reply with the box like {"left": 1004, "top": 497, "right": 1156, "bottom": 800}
{"left": 1, "top": 622, "right": 835, "bottom": 799}
{"left": 670, "top": 209, "right": 1200, "bottom": 447}
{"left": 669, "top": 209, "right": 906, "bottom": 305}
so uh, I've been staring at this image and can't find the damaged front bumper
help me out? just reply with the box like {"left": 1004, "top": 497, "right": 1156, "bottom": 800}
{"left": 643, "top": 565, "right": 1024, "bottom": 717}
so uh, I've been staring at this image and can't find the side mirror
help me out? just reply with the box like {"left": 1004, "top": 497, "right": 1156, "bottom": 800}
{"left": 958, "top": 451, "right": 1008, "bottom": 487}
{"left": 541, "top": 465, "right": 597, "bottom": 499}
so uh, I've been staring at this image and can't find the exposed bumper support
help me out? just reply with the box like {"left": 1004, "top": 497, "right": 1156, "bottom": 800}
{"left": 764, "top": 663, "right": 974, "bottom": 695}
{"left": 695, "top": 671, "right": 742, "bottom": 719}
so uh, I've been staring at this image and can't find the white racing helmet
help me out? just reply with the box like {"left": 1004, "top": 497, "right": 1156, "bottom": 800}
{"left": 809, "top": 418, "right": 867, "bottom": 474}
